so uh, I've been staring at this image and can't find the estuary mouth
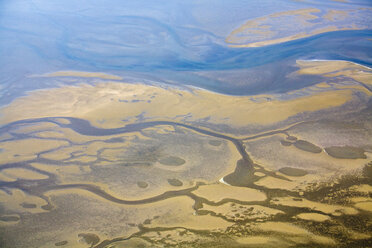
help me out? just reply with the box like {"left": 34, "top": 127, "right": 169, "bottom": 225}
{"left": 0, "top": 0, "right": 372, "bottom": 247}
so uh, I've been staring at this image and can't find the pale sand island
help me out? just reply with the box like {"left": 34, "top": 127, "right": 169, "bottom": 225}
{"left": 226, "top": 8, "right": 372, "bottom": 47}
{"left": 0, "top": 60, "right": 371, "bottom": 247}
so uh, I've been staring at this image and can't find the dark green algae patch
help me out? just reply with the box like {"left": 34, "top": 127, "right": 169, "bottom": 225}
{"left": 167, "top": 178, "right": 183, "bottom": 186}
{"left": 280, "top": 138, "right": 323, "bottom": 154}
{"left": 54, "top": 240, "right": 68, "bottom": 246}
{"left": 280, "top": 140, "right": 292, "bottom": 146}
{"left": 279, "top": 167, "right": 308, "bottom": 177}
{"left": 325, "top": 146, "right": 367, "bottom": 159}
{"left": 78, "top": 233, "right": 100, "bottom": 246}
{"left": 0, "top": 215, "right": 20, "bottom": 222}
{"left": 137, "top": 181, "right": 149, "bottom": 188}
{"left": 159, "top": 156, "right": 186, "bottom": 166}
{"left": 294, "top": 140, "right": 322, "bottom": 153}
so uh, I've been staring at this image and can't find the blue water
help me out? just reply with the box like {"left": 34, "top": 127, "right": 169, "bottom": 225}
{"left": 0, "top": 0, "right": 371, "bottom": 104}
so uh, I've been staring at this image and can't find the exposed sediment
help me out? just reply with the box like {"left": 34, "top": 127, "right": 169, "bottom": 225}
{"left": 0, "top": 60, "right": 371, "bottom": 247}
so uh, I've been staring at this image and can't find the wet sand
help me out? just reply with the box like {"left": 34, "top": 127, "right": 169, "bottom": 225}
{"left": 0, "top": 114, "right": 370, "bottom": 247}
{"left": 0, "top": 77, "right": 355, "bottom": 129}
{"left": 0, "top": 60, "right": 371, "bottom": 247}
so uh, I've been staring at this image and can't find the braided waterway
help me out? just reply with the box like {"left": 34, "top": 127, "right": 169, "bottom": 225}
{"left": 0, "top": 115, "right": 371, "bottom": 247}
{"left": 0, "top": 117, "right": 290, "bottom": 205}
